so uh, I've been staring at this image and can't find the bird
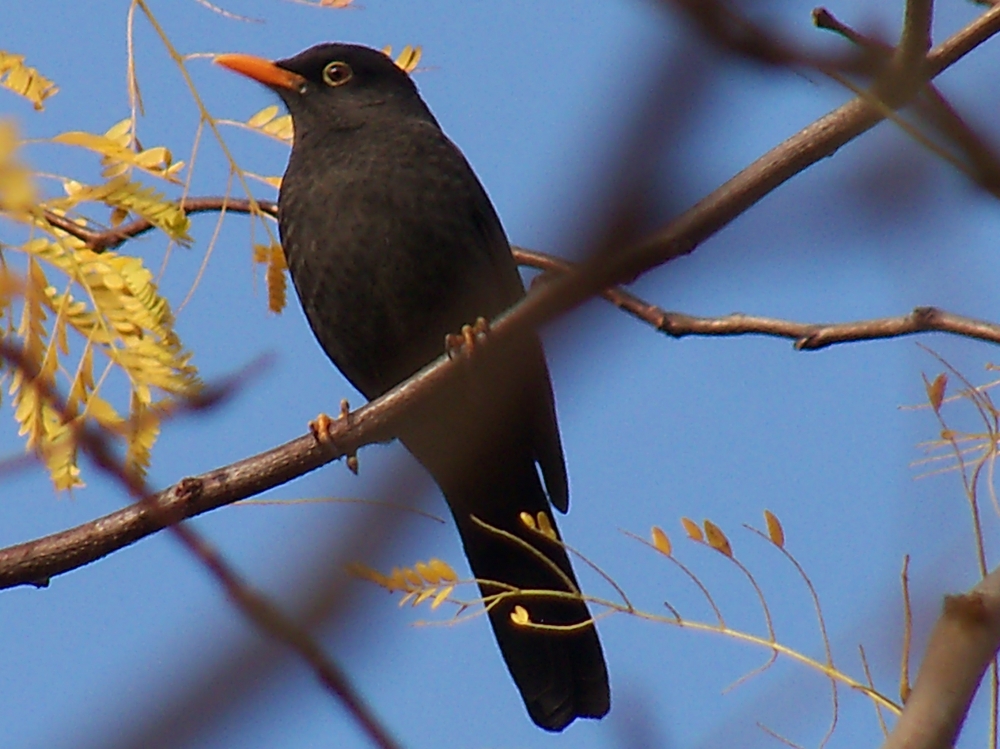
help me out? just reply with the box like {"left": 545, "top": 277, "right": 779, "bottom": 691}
{"left": 215, "top": 43, "right": 609, "bottom": 731}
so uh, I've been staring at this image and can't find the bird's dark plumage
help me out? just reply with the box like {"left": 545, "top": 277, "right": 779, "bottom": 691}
{"left": 217, "top": 43, "right": 609, "bottom": 730}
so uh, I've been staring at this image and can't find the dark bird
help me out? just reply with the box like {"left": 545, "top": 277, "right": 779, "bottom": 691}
{"left": 215, "top": 44, "right": 609, "bottom": 731}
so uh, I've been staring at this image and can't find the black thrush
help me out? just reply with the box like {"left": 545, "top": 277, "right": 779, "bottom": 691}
{"left": 216, "top": 43, "right": 609, "bottom": 731}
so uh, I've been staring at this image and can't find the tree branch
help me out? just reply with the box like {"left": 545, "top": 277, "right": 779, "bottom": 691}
{"left": 882, "top": 565, "right": 1000, "bottom": 749}
{"left": 656, "top": 307, "right": 1000, "bottom": 350}
{"left": 42, "top": 197, "right": 278, "bottom": 253}
{"left": 515, "top": 248, "right": 1000, "bottom": 350}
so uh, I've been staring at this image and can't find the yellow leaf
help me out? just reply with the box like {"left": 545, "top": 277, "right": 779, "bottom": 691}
{"left": 651, "top": 526, "right": 672, "bottom": 556}
{"left": 535, "top": 511, "right": 555, "bottom": 539}
{"left": 134, "top": 146, "right": 171, "bottom": 169}
{"left": 388, "top": 567, "right": 410, "bottom": 591}
{"left": 403, "top": 567, "right": 422, "bottom": 587}
{"left": 519, "top": 511, "right": 536, "bottom": 530}
{"left": 0, "top": 51, "right": 58, "bottom": 109}
{"left": 247, "top": 105, "right": 279, "bottom": 128}
{"left": 703, "top": 520, "right": 732, "bottom": 557}
{"left": 764, "top": 510, "right": 784, "bottom": 548}
{"left": 347, "top": 562, "right": 390, "bottom": 588}
{"left": 125, "top": 399, "right": 160, "bottom": 481}
{"left": 681, "top": 517, "right": 703, "bottom": 542}
{"left": 393, "top": 46, "right": 422, "bottom": 74}
{"left": 110, "top": 206, "right": 129, "bottom": 227}
{"left": 0, "top": 121, "right": 35, "bottom": 211}
{"left": 84, "top": 393, "right": 124, "bottom": 428}
{"left": 415, "top": 561, "right": 439, "bottom": 584}
{"left": 266, "top": 245, "right": 287, "bottom": 313}
{"left": 262, "top": 114, "right": 294, "bottom": 142}
{"left": 428, "top": 558, "right": 457, "bottom": 582}
{"left": 252, "top": 243, "right": 270, "bottom": 264}
{"left": 510, "top": 605, "right": 530, "bottom": 626}
{"left": 430, "top": 586, "right": 453, "bottom": 610}
{"left": 52, "top": 129, "right": 182, "bottom": 183}
{"left": 926, "top": 373, "right": 946, "bottom": 413}
{"left": 104, "top": 118, "right": 132, "bottom": 144}
{"left": 48, "top": 176, "right": 191, "bottom": 243}
{"left": 43, "top": 426, "right": 83, "bottom": 491}
{"left": 414, "top": 587, "right": 436, "bottom": 606}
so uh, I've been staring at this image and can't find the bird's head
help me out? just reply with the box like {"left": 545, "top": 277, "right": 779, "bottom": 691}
{"left": 215, "top": 43, "right": 435, "bottom": 136}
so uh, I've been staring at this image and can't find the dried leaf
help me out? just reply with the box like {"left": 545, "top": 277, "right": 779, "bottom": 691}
{"left": 926, "top": 373, "right": 947, "bottom": 413}
{"left": 703, "top": 520, "right": 733, "bottom": 557}
{"left": 110, "top": 206, "right": 129, "bottom": 227}
{"left": 651, "top": 525, "right": 672, "bottom": 556}
{"left": 681, "top": 517, "right": 704, "bottom": 542}
{"left": 764, "top": 510, "right": 784, "bottom": 547}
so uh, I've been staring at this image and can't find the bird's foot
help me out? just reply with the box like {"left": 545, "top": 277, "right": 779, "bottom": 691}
{"left": 445, "top": 316, "right": 490, "bottom": 360}
{"left": 309, "top": 399, "right": 359, "bottom": 474}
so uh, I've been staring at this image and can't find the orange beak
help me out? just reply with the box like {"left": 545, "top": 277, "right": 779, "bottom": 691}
{"left": 214, "top": 53, "right": 305, "bottom": 91}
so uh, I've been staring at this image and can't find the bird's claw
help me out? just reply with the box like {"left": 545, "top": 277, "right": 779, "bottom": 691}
{"left": 309, "top": 399, "right": 359, "bottom": 474}
{"left": 445, "top": 316, "right": 490, "bottom": 360}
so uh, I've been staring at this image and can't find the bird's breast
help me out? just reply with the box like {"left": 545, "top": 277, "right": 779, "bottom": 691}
{"left": 277, "top": 128, "right": 517, "bottom": 398}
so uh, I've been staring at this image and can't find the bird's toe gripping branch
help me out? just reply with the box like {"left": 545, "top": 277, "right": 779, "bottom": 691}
{"left": 308, "top": 398, "right": 359, "bottom": 474}
{"left": 445, "top": 316, "right": 491, "bottom": 360}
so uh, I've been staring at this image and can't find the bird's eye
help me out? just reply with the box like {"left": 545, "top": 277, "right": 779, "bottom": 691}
{"left": 322, "top": 61, "right": 353, "bottom": 87}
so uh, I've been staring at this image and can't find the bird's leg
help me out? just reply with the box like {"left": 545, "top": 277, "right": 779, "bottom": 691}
{"left": 445, "top": 316, "right": 491, "bottom": 360}
{"left": 308, "top": 398, "right": 359, "bottom": 474}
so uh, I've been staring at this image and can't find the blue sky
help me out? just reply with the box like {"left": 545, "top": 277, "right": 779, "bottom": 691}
{"left": 3, "top": 1, "right": 1000, "bottom": 748}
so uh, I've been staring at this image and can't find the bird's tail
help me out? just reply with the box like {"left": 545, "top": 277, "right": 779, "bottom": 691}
{"left": 444, "top": 449, "right": 610, "bottom": 732}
